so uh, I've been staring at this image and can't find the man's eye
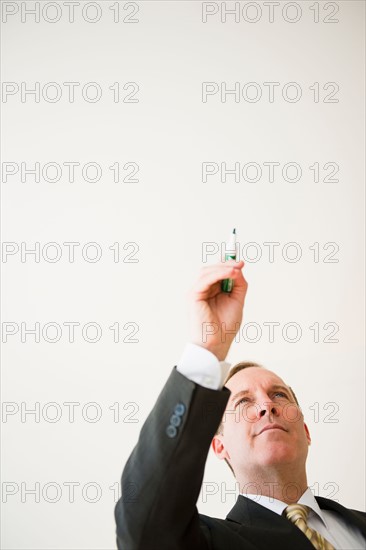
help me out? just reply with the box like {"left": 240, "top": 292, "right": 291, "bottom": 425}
{"left": 274, "top": 392, "right": 288, "bottom": 399}
{"left": 236, "top": 397, "right": 250, "bottom": 407}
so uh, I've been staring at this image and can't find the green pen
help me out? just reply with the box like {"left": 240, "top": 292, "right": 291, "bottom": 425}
{"left": 221, "top": 228, "right": 237, "bottom": 293}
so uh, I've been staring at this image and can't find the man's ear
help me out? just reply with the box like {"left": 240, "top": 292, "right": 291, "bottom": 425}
{"left": 304, "top": 422, "right": 311, "bottom": 445}
{"left": 212, "top": 434, "right": 231, "bottom": 460}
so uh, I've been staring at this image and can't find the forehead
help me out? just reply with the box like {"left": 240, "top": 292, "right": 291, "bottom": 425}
{"left": 225, "top": 367, "right": 289, "bottom": 393}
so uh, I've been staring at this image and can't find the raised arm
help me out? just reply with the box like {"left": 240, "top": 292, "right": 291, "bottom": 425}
{"left": 114, "top": 260, "right": 248, "bottom": 549}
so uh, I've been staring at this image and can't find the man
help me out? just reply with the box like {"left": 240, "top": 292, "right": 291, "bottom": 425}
{"left": 114, "top": 260, "right": 366, "bottom": 549}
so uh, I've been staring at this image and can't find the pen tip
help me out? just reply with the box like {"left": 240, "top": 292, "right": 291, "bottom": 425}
{"left": 233, "top": 228, "right": 236, "bottom": 234}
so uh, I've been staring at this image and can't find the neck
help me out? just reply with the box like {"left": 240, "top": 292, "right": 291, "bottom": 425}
{"left": 237, "top": 465, "right": 308, "bottom": 504}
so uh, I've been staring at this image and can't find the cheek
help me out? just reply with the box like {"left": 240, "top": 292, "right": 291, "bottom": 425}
{"left": 287, "top": 425, "right": 310, "bottom": 455}
{"left": 241, "top": 404, "right": 260, "bottom": 423}
{"left": 224, "top": 417, "right": 254, "bottom": 450}
{"left": 280, "top": 404, "right": 303, "bottom": 423}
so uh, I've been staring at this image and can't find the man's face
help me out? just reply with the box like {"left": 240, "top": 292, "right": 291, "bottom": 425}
{"left": 212, "top": 367, "right": 311, "bottom": 480}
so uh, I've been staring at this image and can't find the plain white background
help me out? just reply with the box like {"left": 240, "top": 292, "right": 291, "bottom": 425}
{"left": 1, "top": 1, "right": 365, "bottom": 548}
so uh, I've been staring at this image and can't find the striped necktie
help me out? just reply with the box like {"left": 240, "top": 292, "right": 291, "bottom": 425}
{"left": 284, "top": 503, "right": 335, "bottom": 550}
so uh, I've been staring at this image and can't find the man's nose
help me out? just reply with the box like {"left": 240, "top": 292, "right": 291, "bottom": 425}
{"left": 259, "top": 400, "right": 280, "bottom": 418}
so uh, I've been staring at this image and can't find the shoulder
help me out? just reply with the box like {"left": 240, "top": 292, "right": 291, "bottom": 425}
{"left": 316, "top": 496, "right": 366, "bottom": 531}
{"left": 199, "top": 512, "right": 242, "bottom": 536}
{"left": 317, "top": 496, "right": 365, "bottom": 515}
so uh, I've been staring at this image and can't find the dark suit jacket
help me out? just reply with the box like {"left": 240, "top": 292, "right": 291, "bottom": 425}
{"left": 114, "top": 367, "right": 366, "bottom": 549}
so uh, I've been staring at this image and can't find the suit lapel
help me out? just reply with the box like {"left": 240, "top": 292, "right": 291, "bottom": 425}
{"left": 315, "top": 496, "right": 366, "bottom": 538}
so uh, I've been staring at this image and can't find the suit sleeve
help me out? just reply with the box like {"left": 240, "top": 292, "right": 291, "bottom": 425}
{"left": 114, "top": 366, "right": 231, "bottom": 550}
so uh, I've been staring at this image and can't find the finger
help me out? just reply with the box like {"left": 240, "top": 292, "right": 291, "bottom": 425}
{"left": 230, "top": 270, "right": 248, "bottom": 295}
{"left": 200, "top": 260, "right": 244, "bottom": 272}
{"left": 192, "top": 264, "right": 245, "bottom": 295}
{"left": 198, "top": 261, "right": 244, "bottom": 283}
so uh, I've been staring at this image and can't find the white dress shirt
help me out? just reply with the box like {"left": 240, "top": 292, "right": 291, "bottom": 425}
{"left": 176, "top": 343, "right": 366, "bottom": 550}
{"left": 176, "top": 342, "right": 230, "bottom": 389}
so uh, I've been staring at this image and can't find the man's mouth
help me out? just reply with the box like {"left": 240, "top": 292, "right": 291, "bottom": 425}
{"left": 256, "top": 424, "right": 288, "bottom": 436}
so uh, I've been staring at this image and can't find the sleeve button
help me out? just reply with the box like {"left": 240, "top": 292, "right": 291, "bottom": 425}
{"left": 166, "top": 425, "right": 177, "bottom": 438}
{"left": 170, "top": 414, "right": 181, "bottom": 427}
{"left": 174, "top": 403, "right": 186, "bottom": 416}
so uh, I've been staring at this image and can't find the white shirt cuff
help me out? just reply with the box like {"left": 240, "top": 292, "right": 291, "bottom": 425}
{"left": 176, "top": 343, "right": 231, "bottom": 390}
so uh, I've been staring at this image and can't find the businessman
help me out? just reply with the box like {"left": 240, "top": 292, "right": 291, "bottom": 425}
{"left": 114, "top": 260, "right": 366, "bottom": 549}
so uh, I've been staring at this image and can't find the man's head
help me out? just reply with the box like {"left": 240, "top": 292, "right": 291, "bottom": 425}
{"left": 212, "top": 362, "right": 311, "bottom": 482}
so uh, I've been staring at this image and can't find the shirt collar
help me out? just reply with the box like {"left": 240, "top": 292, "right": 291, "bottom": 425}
{"left": 298, "top": 488, "right": 329, "bottom": 529}
{"left": 242, "top": 487, "right": 329, "bottom": 529}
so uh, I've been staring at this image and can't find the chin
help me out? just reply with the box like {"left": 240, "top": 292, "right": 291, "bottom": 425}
{"left": 259, "top": 446, "right": 297, "bottom": 466}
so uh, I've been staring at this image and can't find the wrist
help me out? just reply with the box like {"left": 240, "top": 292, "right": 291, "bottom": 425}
{"left": 192, "top": 342, "right": 229, "bottom": 362}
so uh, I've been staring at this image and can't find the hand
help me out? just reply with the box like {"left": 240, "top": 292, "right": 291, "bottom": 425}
{"left": 188, "top": 260, "right": 248, "bottom": 361}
